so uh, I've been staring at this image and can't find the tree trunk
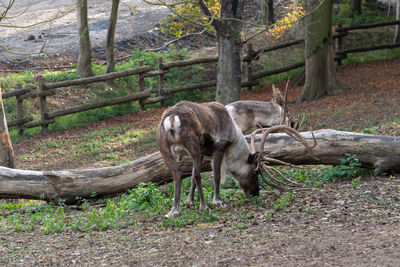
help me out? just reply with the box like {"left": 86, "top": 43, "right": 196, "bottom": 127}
{"left": 394, "top": 0, "right": 400, "bottom": 43}
{"left": 215, "top": 0, "right": 244, "bottom": 105}
{"left": 216, "top": 35, "right": 243, "bottom": 105}
{"left": 1, "top": 130, "right": 399, "bottom": 202}
{"left": 350, "top": 0, "right": 362, "bottom": 17}
{"left": 0, "top": 152, "right": 210, "bottom": 203}
{"left": 297, "top": 0, "right": 341, "bottom": 102}
{"left": 260, "top": 0, "right": 274, "bottom": 25}
{"left": 106, "top": 0, "right": 120, "bottom": 74}
{"left": 0, "top": 87, "right": 14, "bottom": 168}
{"left": 77, "top": 0, "right": 93, "bottom": 77}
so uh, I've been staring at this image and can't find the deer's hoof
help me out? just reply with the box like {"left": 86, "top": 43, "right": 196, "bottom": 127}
{"left": 184, "top": 199, "right": 195, "bottom": 207}
{"left": 199, "top": 205, "right": 210, "bottom": 213}
{"left": 165, "top": 209, "right": 180, "bottom": 218}
{"left": 212, "top": 199, "right": 226, "bottom": 208}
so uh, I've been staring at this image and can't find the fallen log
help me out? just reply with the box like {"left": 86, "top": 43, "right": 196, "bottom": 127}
{"left": 0, "top": 129, "right": 399, "bottom": 202}
{"left": 248, "top": 129, "right": 400, "bottom": 175}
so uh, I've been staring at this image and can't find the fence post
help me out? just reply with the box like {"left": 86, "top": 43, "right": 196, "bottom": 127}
{"left": 15, "top": 84, "right": 25, "bottom": 136}
{"left": 335, "top": 23, "right": 343, "bottom": 66}
{"left": 138, "top": 60, "right": 145, "bottom": 110}
{"left": 36, "top": 76, "right": 49, "bottom": 133}
{"left": 157, "top": 57, "right": 165, "bottom": 107}
{"left": 246, "top": 43, "right": 254, "bottom": 91}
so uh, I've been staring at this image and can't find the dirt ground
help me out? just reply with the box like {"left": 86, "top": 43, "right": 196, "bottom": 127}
{"left": 1, "top": 58, "right": 399, "bottom": 266}
{"left": 2, "top": 1, "right": 400, "bottom": 266}
{"left": 1, "top": 0, "right": 222, "bottom": 68}
{"left": 0, "top": 0, "right": 172, "bottom": 63}
{"left": 1, "top": 176, "right": 399, "bottom": 266}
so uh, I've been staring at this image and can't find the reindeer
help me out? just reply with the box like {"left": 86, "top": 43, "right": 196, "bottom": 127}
{"left": 226, "top": 84, "right": 301, "bottom": 133}
{"left": 157, "top": 101, "right": 260, "bottom": 218}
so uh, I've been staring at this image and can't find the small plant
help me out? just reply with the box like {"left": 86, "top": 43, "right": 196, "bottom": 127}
{"left": 363, "top": 126, "right": 379, "bottom": 134}
{"left": 272, "top": 192, "right": 296, "bottom": 211}
{"left": 352, "top": 177, "right": 361, "bottom": 189}
{"left": 322, "top": 153, "right": 368, "bottom": 183}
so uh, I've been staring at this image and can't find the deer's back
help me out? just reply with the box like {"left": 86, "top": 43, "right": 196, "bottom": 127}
{"left": 157, "top": 101, "right": 238, "bottom": 150}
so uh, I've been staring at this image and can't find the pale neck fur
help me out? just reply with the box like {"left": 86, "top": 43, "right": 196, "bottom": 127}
{"left": 222, "top": 124, "right": 252, "bottom": 178}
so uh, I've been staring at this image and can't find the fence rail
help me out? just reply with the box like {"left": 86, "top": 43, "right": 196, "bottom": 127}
{"left": 2, "top": 20, "right": 399, "bottom": 134}
{"left": 335, "top": 20, "right": 400, "bottom": 64}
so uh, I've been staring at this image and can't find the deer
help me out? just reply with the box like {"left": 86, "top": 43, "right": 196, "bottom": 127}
{"left": 157, "top": 101, "right": 260, "bottom": 218}
{"left": 226, "top": 84, "right": 301, "bottom": 133}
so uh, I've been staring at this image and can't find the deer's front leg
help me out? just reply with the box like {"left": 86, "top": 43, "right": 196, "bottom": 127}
{"left": 185, "top": 156, "right": 204, "bottom": 207}
{"left": 212, "top": 151, "right": 225, "bottom": 207}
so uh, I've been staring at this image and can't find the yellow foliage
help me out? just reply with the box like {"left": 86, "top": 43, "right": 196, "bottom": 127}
{"left": 161, "top": 0, "right": 221, "bottom": 37}
{"left": 269, "top": 5, "right": 305, "bottom": 39}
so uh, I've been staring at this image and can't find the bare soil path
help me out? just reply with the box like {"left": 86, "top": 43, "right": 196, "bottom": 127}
{"left": 1, "top": 0, "right": 171, "bottom": 64}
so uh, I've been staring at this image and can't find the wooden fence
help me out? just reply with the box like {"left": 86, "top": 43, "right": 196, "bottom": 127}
{"left": 2, "top": 20, "right": 400, "bottom": 135}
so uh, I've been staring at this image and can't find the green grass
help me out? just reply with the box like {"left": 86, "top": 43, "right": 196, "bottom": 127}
{"left": 0, "top": 180, "right": 223, "bottom": 232}
{"left": 3, "top": 48, "right": 210, "bottom": 143}
{"left": 16, "top": 124, "right": 159, "bottom": 166}
{"left": 342, "top": 47, "right": 400, "bottom": 65}
{"left": 333, "top": 14, "right": 395, "bottom": 26}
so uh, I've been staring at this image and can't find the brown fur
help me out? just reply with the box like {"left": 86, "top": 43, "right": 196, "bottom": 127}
{"left": 157, "top": 101, "right": 259, "bottom": 218}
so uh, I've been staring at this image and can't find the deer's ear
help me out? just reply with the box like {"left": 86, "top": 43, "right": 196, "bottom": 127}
{"left": 247, "top": 153, "right": 258, "bottom": 164}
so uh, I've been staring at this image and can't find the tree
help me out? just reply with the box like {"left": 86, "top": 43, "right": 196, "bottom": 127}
{"left": 145, "top": 0, "right": 303, "bottom": 104}
{"left": 0, "top": 86, "right": 14, "bottom": 168}
{"left": 213, "top": 0, "right": 245, "bottom": 104}
{"left": 395, "top": 0, "right": 400, "bottom": 43}
{"left": 77, "top": 0, "right": 93, "bottom": 77}
{"left": 260, "top": 0, "right": 274, "bottom": 25}
{"left": 350, "top": 0, "right": 362, "bottom": 17}
{"left": 145, "top": 0, "right": 244, "bottom": 105}
{"left": 106, "top": 0, "right": 120, "bottom": 74}
{"left": 297, "top": 0, "right": 341, "bottom": 102}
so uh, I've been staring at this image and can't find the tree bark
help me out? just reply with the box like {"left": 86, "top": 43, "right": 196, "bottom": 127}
{"left": 1, "top": 130, "right": 399, "bottom": 202}
{"left": 77, "top": 0, "right": 93, "bottom": 77}
{"left": 106, "top": 0, "right": 120, "bottom": 74}
{"left": 297, "top": 0, "right": 341, "bottom": 102}
{"left": 394, "top": 0, "right": 400, "bottom": 43}
{"left": 215, "top": 0, "right": 245, "bottom": 105}
{"left": 248, "top": 129, "right": 400, "bottom": 175}
{"left": 260, "top": 0, "right": 274, "bottom": 25}
{"left": 350, "top": 0, "right": 362, "bottom": 17}
{"left": 216, "top": 35, "right": 242, "bottom": 105}
{"left": 0, "top": 86, "right": 14, "bottom": 168}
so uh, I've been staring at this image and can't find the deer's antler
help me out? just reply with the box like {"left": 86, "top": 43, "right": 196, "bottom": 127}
{"left": 250, "top": 125, "right": 318, "bottom": 192}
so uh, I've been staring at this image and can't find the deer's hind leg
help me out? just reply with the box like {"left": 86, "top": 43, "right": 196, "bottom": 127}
{"left": 158, "top": 137, "right": 184, "bottom": 218}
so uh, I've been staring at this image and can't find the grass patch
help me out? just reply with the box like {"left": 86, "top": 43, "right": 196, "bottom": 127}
{"left": 16, "top": 124, "right": 159, "bottom": 166}
{"left": 3, "top": 48, "right": 210, "bottom": 142}
{"left": 342, "top": 47, "right": 400, "bottom": 65}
